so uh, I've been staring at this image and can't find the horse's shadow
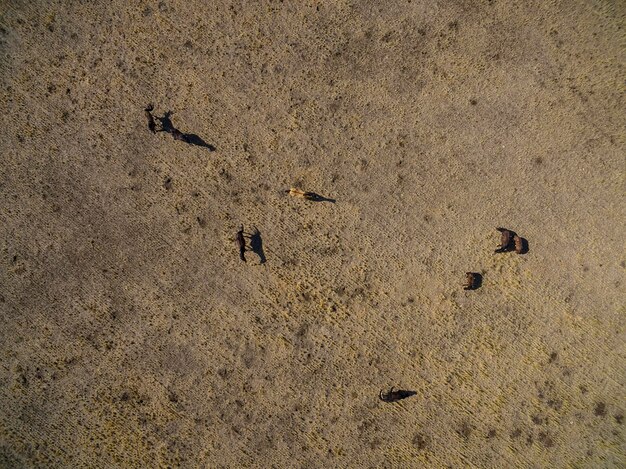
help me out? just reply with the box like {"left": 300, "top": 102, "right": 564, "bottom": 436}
{"left": 249, "top": 227, "right": 266, "bottom": 264}
{"left": 306, "top": 192, "right": 336, "bottom": 203}
{"left": 517, "top": 237, "right": 529, "bottom": 254}
{"left": 156, "top": 111, "right": 215, "bottom": 150}
{"left": 156, "top": 111, "right": 175, "bottom": 133}
{"left": 183, "top": 133, "right": 216, "bottom": 150}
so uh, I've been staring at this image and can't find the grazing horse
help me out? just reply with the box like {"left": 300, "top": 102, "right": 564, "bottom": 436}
{"left": 286, "top": 187, "right": 336, "bottom": 203}
{"left": 145, "top": 104, "right": 157, "bottom": 133}
{"left": 236, "top": 225, "right": 247, "bottom": 262}
{"left": 463, "top": 272, "right": 480, "bottom": 290}
{"left": 379, "top": 387, "right": 416, "bottom": 403}
{"left": 495, "top": 227, "right": 515, "bottom": 253}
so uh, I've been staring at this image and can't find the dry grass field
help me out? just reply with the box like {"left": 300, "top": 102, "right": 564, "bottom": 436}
{"left": 1, "top": 0, "right": 624, "bottom": 467}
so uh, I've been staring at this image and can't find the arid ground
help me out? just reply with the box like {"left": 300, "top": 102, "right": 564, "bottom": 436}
{"left": 1, "top": 0, "right": 624, "bottom": 467}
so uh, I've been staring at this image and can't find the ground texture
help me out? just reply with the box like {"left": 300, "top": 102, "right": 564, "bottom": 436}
{"left": 0, "top": 0, "right": 625, "bottom": 467}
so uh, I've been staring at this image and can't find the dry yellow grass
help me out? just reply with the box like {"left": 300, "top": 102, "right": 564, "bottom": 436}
{"left": 0, "top": 0, "right": 624, "bottom": 467}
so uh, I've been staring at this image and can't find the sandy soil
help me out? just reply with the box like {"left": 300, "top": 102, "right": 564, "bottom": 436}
{"left": 1, "top": 0, "right": 625, "bottom": 467}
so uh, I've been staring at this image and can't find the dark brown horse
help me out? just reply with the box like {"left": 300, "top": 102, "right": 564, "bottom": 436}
{"left": 379, "top": 387, "right": 416, "bottom": 403}
{"left": 145, "top": 104, "right": 157, "bottom": 133}
{"left": 236, "top": 225, "right": 246, "bottom": 262}
{"left": 463, "top": 272, "right": 481, "bottom": 290}
{"left": 495, "top": 227, "right": 515, "bottom": 253}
